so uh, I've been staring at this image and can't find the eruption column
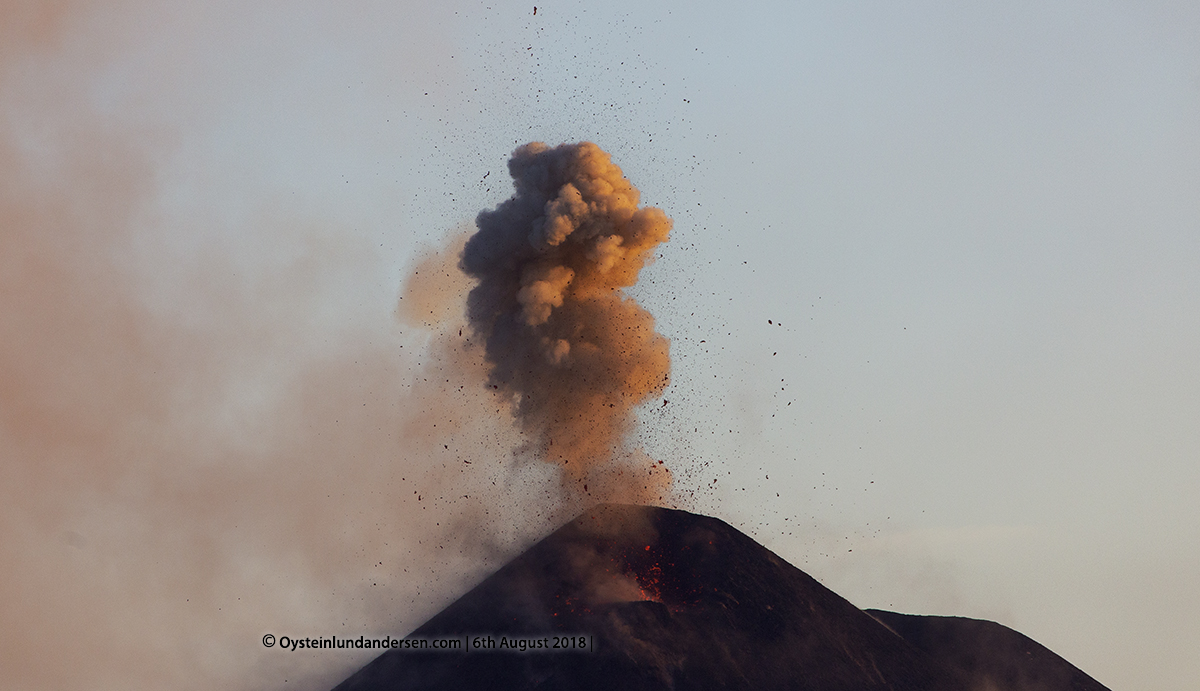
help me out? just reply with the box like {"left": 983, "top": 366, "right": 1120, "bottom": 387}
{"left": 461, "top": 142, "right": 672, "bottom": 503}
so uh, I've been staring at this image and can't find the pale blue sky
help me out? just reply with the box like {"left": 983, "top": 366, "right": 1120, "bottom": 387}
{"left": 3, "top": 2, "right": 1197, "bottom": 689}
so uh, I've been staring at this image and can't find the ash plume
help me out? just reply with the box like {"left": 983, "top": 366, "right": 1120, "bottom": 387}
{"left": 461, "top": 142, "right": 673, "bottom": 506}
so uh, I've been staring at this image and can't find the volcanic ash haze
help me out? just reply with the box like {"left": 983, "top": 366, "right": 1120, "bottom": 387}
{"left": 461, "top": 142, "right": 673, "bottom": 507}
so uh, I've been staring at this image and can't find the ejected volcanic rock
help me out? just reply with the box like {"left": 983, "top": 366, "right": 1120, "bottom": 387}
{"left": 333, "top": 505, "right": 1108, "bottom": 691}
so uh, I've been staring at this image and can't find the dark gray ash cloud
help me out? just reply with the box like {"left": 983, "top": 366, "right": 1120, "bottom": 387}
{"left": 461, "top": 142, "right": 673, "bottom": 505}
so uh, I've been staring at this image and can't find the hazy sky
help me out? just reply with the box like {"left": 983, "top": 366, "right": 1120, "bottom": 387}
{"left": 2, "top": 2, "right": 1197, "bottom": 690}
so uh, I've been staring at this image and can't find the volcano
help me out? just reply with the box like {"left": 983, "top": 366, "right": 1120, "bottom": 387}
{"left": 332, "top": 504, "right": 1109, "bottom": 691}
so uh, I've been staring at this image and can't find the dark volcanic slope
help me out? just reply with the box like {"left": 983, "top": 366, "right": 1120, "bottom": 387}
{"left": 867, "top": 610, "right": 1110, "bottom": 691}
{"left": 334, "top": 504, "right": 958, "bottom": 691}
{"left": 333, "top": 505, "right": 1105, "bottom": 691}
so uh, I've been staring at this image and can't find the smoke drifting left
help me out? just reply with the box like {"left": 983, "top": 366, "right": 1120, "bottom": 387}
{"left": 0, "top": 4, "right": 535, "bottom": 691}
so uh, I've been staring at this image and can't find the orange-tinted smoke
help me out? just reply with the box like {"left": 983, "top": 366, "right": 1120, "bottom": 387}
{"left": 0, "top": 6, "right": 543, "bottom": 690}
{"left": 460, "top": 142, "right": 672, "bottom": 503}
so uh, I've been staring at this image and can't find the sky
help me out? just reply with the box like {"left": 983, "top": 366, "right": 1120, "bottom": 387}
{"left": 2, "top": 1, "right": 1197, "bottom": 690}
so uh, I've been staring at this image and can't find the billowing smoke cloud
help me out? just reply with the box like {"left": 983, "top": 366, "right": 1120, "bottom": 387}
{"left": 461, "top": 142, "right": 673, "bottom": 506}
{"left": 2, "top": 6, "right": 677, "bottom": 690}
